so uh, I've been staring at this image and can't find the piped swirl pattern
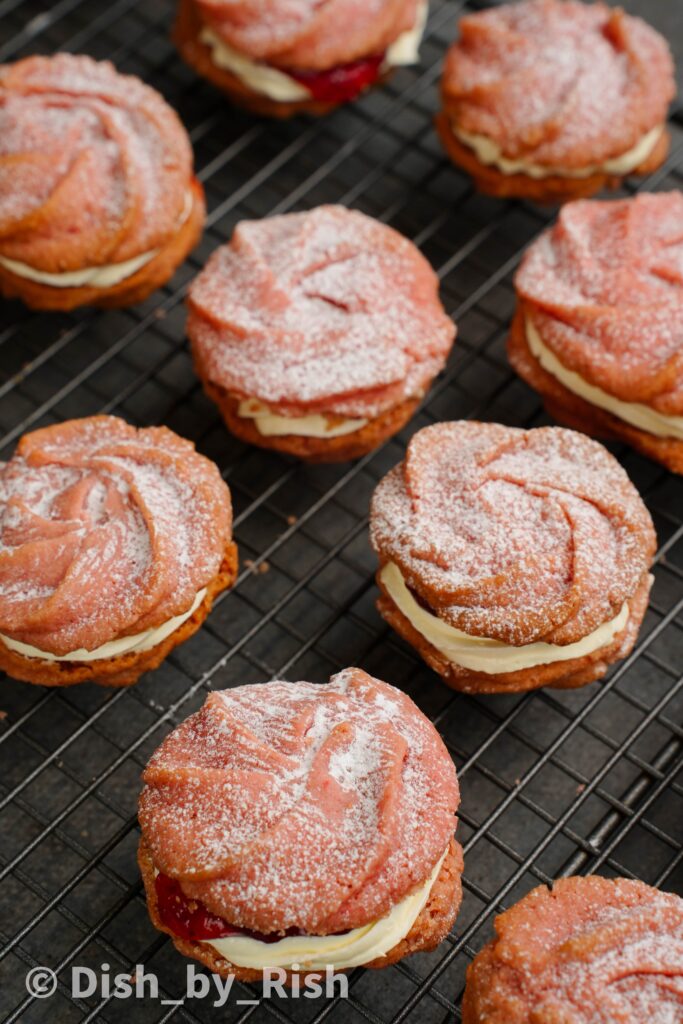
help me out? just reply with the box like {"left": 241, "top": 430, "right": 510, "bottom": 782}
{"left": 188, "top": 205, "right": 455, "bottom": 419}
{"left": 516, "top": 192, "right": 683, "bottom": 412}
{"left": 370, "top": 422, "right": 655, "bottom": 646}
{"left": 462, "top": 876, "right": 683, "bottom": 1024}
{"left": 0, "top": 54, "right": 195, "bottom": 273}
{"left": 0, "top": 417, "right": 233, "bottom": 655}
{"left": 441, "top": 0, "right": 674, "bottom": 170}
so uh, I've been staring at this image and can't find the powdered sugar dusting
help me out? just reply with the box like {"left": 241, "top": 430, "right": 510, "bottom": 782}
{"left": 442, "top": 0, "right": 674, "bottom": 167}
{"left": 196, "top": 0, "right": 420, "bottom": 70}
{"left": 469, "top": 876, "right": 683, "bottom": 1023}
{"left": 139, "top": 668, "right": 459, "bottom": 934}
{"left": 516, "top": 192, "right": 683, "bottom": 413}
{"left": 0, "top": 54, "right": 193, "bottom": 270}
{"left": 188, "top": 205, "right": 455, "bottom": 418}
{"left": 0, "top": 416, "right": 232, "bottom": 654}
{"left": 370, "top": 421, "right": 655, "bottom": 645}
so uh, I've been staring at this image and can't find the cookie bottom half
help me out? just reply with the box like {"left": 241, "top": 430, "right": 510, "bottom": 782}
{"left": 508, "top": 306, "right": 683, "bottom": 475}
{"left": 196, "top": 376, "right": 423, "bottom": 462}
{"left": 0, "top": 179, "right": 205, "bottom": 311}
{"left": 138, "top": 835, "right": 463, "bottom": 982}
{"left": 0, "top": 542, "right": 238, "bottom": 688}
{"left": 435, "top": 114, "right": 669, "bottom": 204}
{"left": 375, "top": 567, "right": 652, "bottom": 694}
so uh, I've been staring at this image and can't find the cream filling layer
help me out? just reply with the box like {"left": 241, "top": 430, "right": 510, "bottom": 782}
{"left": 451, "top": 123, "right": 663, "bottom": 180}
{"left": 380, "top": 562, "right": 630, "bottom": 674}
{"left": 238, "top": 398, "right": 368, "bottom": 438}
{"left": 199, "top": 1, "right": 428, "bottom": 103}
{"left": 0, "top": 588, "right": 206, "bottom": 664}
{"left": 204, "top": 846, "right": 447, "bottom": 970}
{"left": 526, "top": 317, "right": 683, "bottom": 442}
{"left": 0, "top": 191, "right": 194, "bottom": 289}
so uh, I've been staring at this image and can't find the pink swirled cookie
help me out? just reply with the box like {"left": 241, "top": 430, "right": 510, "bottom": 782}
{"left": 187, "top": 205, "right": 455, "bottom": 462}
{"left": 0, "top": 417, "right": 237, "bottom": 688}
{"left": 138, "top": 667, "right": 463, "bottom": 981}
{"left": 437, "top": 0, "right": 675, "bottom": 203}
{"left": 0, "top": 54, "right": 205, "bottom": 311}
{"left": 174, "top": 0, "right": 428, "bottom": 117}
{"left": 462, "top": 876, "right": 683, "bottom": 1024}
{"left": 370, "top": 421, "right": 655, "bottom": 694}
{"left": 510, "top": 192, "right": 683, "bottom": 475}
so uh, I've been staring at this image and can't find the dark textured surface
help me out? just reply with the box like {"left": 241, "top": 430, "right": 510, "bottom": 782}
{"left": 0, "top": 2, "right": 682, "bottom": 1023}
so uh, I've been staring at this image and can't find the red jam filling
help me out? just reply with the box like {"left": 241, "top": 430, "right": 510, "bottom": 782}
{"left": 155, "top": 873, "right": 304, "bottom": 943}
{"left": 285, "top": 53, "right": 385, "bottom": 104}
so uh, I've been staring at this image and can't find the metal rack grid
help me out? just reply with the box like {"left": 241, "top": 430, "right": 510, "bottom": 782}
{"left": 0, "top": 0, "right": 682, "bottom": 1021}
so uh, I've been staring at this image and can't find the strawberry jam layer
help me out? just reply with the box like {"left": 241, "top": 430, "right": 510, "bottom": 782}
{"left": 285, "top": 53, "right": 384, "bottom": 103}
{"left": 156, "top": 873, "right": 308, "bottom": 943}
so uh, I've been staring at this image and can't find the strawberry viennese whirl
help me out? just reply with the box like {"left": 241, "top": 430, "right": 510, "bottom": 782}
{"left": 138, "top": 669, "right": 463, "bottom": 981}
{"left": 187, "top": 205, "right": 455, "bottom": 462}
{"left": 509, "top": 192, "right": 683, "bottom": 474}
{"left": 462, "top": 876, "right": 683, "bottom": 1024}
{"left": 437, "top": 0, "right": 674, "bottom": 203}
{"left": 370, "top": 421, "right": 655, "bottom": 694}
{"left": 0, "top": 417, "right": 237, "bottom": 688}
{"left": 0, "top": 54, "right": 205, "bottom": 310}
{"left": 174, "top": 0, "right": 429, "bottom": 116}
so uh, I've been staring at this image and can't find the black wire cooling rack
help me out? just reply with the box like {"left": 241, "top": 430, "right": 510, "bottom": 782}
{"left": 1, "top": 1, "right": 682, "bottom": 1022}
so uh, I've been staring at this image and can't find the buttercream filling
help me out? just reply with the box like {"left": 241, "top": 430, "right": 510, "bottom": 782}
{"left": 199, "top": 1, "right": 428, "bottom": 103}
{"left": 202, "top": 845, "right": 447, "bottom": 970}
{"left": 380, "top": 562, "right": 630, "bottom": 674}
{"left": 237, "top": 398, "right": 368, "bottom": 438}
{"left": 450, "top": 123, "right": 663, "bottom": 180}
{"left": 0, "top": 588, "right": 206, "bottom": 663}
{"left": 0, "top": 190, "right": 194, "bottom": 289}
{"left": 526, "top": 317, "right": 683, "bottom": 442}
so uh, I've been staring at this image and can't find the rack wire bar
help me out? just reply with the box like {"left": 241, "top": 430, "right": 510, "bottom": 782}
{"left": 1, "top": 1, "right": 682, "bottom": 1022}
